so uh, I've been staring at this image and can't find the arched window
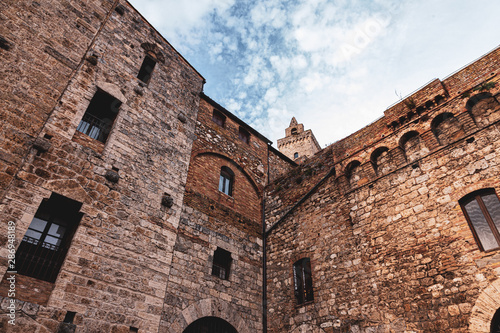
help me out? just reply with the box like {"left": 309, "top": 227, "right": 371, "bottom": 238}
{"left": 294, "top": 152, "right": 299, "bottom": 159}
{"left": 370, "top": 147, "right": 394, "bottom": 176}
{"left": 293, "top": 258, "right": 313, "bottom": 305}
{"left": 183, "top": 317, "right": 238, "bottom": 333}
{"left": 400, "top": 131, "right": 425, "bottom": 163}
{"left": 345, "top": 160, "right": 362, "bottom": 188}
{"left": 460, "top": 189, "right": 500, "bottom": 251}
{"left": 219, "top": 166, "right": 234, "bottom": 196}
{"left": 291, "top": 128, "right": 298, "bottom": 135}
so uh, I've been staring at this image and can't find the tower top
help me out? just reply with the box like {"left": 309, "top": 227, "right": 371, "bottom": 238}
{"left": 277, "top": 117, "right": 321, "bottom": 162}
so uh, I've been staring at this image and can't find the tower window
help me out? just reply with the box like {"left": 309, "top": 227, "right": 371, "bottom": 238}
{"left": 460, "top": 189, "right": 500, "bottom": 251}
{"left": 219, "top": 166, "right": 234, "bottom": 196}
{"left": 76, "top": 90, "right": 121, "bottom": 143}
{"left": 137, "top": 54, "right": 157, "bottom": 84}
{"left": 294, "top": 152, "right": 299, "bottom": 159}
{"left": 212, "top": 110, "right": 226, "bottom": 127}
{"left": 239, "top": 127, "right": 250, "bottom": 144}
{"left": 16, "top": 193, "right": 83, "bottom": 283}
{"left": 212, "top": 247, "right": 232, "bottom": 280}
{"left": 291, "top": 128, "right": 298, "bottom": 135}
{"left": 293, "top": 258, "right": 314, "bottom": 305}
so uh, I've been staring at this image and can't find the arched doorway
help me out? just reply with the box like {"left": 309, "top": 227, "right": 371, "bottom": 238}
{"left": 183, "top": 316, "right": 238, "bottom": 333}
{"left": 491, "top": 308, "right": 500, "bottom": 333}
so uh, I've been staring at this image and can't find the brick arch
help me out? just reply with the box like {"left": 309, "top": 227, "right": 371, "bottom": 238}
{"left": 193, "top": 151, "right": 261, "bottom": 195}
{"left": 469, "top": 278, "right": 500, "bottom": 332}
{"left": 173, "top": 298, "right": 252, "bottom": 333}
{"left": 290, "top": 323, "right": 326, "bottom": 333}
{"left": 140, "top": 42, "right": 165, "bottom": 63}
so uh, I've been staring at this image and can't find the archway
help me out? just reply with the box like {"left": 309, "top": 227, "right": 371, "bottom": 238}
{"left": 183, "top": 316, "right": 238, "bottom": 333}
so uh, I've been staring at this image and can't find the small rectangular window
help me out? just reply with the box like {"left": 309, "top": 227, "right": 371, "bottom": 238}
{"left": 293, "top": 258, "right": 313, "bottom": 305}
{"left": 212, "top": 247, "right": 232, "bottom": 280}
{"left": 16, "top": 193, "right": 83, "bottom": 283}
{"left": 137, "top": 54, "right": 157, "bottom": 83}
{"left": 212, "top": 110, "right": 226, "bottom": 127}
{"left": 239, "top": 127, "right": 250, "bottom": 144}
{"left": 76, "top": 90, "right": 121, "bottom": 143}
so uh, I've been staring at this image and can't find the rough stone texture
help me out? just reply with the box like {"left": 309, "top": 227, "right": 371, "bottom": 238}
{"left": 0, "top": 1, "right": 204, "bottom": 332}
{"left": 277, "top": 117, "right": 321, "bottom": 162}
{"left": 2, "top": 0, "right": 500, "bottom": 332}
{"left": 266, "top": 48, "right": 500, "bottom": 332}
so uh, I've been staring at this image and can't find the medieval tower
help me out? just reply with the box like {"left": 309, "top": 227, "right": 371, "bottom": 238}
{"left": 277, "top": 117, "right": 321, "bottom": 162}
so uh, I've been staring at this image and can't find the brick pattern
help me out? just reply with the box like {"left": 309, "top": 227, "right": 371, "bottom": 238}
{"left": 266, "top": 52, "right": 500, "bottom": 332}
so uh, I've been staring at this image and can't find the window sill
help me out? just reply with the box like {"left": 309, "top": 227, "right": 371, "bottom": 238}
{"left": 72, "top": 130, "right": 105, "bottom": 154}
{"left": 0, "top": 273, "right": 54, "bottom": 306}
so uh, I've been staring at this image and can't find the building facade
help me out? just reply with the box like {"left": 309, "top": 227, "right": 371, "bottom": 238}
{"left": 1, "top": 1, "right": 500, "bottom": 332}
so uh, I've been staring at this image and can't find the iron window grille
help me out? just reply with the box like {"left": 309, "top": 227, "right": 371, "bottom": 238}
{"left": 460, "top": 189, "right": 500, "bottom": 251}
{"left": 293, "top": 258, "right": 314, "bottom": 305}
{"left": 16, "top": 193, "right": 83, "bottom": 283}
{"left": 218, "top": 166, "right": 234, "bottom": 196}
{"left": 212, "top": 247, "right": 232, "bottom": 280}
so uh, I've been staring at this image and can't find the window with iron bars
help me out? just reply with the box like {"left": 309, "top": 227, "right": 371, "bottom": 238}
{"left": 15, "top": 193, "right": 83, "bottom": 283}
{"left": 293, "top": 257, "right": 314, "bottom": 305}
{"left": 212, "top": 247, "right": 232, "bottom": 280}
{"left": 76, "top": 89, "right": 121, "bottom": 143}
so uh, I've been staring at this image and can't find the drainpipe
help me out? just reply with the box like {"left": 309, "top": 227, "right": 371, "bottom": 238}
{"left": 262, "top": 143, "right": 270, "bottom": 333}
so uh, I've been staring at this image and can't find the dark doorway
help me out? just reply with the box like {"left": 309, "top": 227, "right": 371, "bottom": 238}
{"left": 491, "top": 308, "right": 500, "bottom": 333}
{"left": 183, "top": 316, "right": 238, "bottom": 333}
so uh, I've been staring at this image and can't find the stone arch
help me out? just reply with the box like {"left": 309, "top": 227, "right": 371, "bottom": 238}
{"left": 430, "top": 112, "right": 465, "bottom": 145}
{"left": 466, "top": 92, "right": 500, "bottom": 127}
{"left": 140, "top": 42, "right": 165, "bottom": 63}
{"left": 173, "top": 298, "right": 252, "bottom": 333}
{"left": 370, "top": 146, "right": 395, "bottom": 176}
{"left": 399, "top": 131, "right": 428, "bottom": 163}
{"left": 290, "top": 323, "right": 326, "bottom": 333}
{"left": 469, "top": 278, "right": 500, "bottom": 332}
{"left": 345, "top": 160, "right": 362, "bottom": 188}
{"left": 193, "top": 150, "right": 261, "bottom": 195}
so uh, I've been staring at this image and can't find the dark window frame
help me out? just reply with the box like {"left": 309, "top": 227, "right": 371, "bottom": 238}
{"left": 76, "top": 89, "right": 121, "bottom": 143}
{"left": 15, "top": 193, "right": 83, "bottom": 283}
{"left": 460, "top": 189, "right": 500, "bottom": 252}
{"left": 218, "top": 166, "right": 234, "bottom": 196}
{"left": 137, "top": 53, "right": 157, "bottom": 84}
{"left": 212, "top": 109, "right": 226, "bottom": 127}
{"left": 212, "top": 247, "right": 232, "bottom": 280}
{"left": 238, "top": 127, "right": 250, "bottom": 144}
{"left": 293, "top": 258, "right": 314, "bottom": 305}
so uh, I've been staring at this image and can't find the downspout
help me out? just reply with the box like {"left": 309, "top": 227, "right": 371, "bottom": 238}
{"left": 262, "top": 143, "right": 270, "bottom": 333}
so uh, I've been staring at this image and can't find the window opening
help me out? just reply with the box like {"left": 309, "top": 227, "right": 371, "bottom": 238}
{"left": 16, "top": 193, "right": 83, "bottom": 282}
{"left": 63, "top": 311, "right": 76, "bottom": 324}
{"left": 294, "top": 152, "right": 299, "bottom": 159}
{"left": 460, "top": 189, "right": 500, "bottom": 251}
{"left": 76, "top": 90, "right": 121, "bottom": 143}
{"left": 491, "top": 307, "right": 500, "bottom": 333}
{"left": 183, "top": 317, "right": 237, "bottom": 333}
{"left": 238, "top": 127, "right": 250, "bottom": 144}
{"left": 137, "top": 54, "right": 157, "bottom": 83}
{"left": 291, "top": 128, "right": 298, "bottom": 135}
{"left": 212, "top": 110, "right": 226, "bottom": 127}
{"left": 212, "top": 247, "right": 232, "bottom": 280}
{"left": 219, "top": 166, "right": 234, "bottom": 196}
{"left": 293, "top": 258, "right": 314, "bottom": 305}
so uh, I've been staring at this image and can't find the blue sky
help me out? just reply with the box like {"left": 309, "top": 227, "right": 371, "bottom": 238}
{"left": 129, "top": 0, "right": 500, "bottom": 147}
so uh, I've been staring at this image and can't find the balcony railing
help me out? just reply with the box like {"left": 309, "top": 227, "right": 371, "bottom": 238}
{"left": 76, "top": 113, "right": 111, "bottom": 143}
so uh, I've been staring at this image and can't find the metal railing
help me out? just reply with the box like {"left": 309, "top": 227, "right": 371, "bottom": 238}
{"left": 76, "top": 112, "right": 111, "bottom": 142}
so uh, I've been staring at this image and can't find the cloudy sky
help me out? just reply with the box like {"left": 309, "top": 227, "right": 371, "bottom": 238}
{"left": 129, "top": 0, "right": 500, "bottom": 147}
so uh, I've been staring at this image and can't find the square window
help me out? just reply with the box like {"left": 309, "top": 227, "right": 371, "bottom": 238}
{"left": 76, "top": 90, "right": 121, "bottom": 143}
{"left": 239, "top": 127, "right": 250, "bottom": 144}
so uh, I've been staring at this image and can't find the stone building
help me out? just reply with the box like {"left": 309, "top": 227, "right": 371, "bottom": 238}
{"left": 277, "top": 117, "right": 321, "bottom": 162}
{"left": 1, "top": 1, "right": 500, "bottom": 333}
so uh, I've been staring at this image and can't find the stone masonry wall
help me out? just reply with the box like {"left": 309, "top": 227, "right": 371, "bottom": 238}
{"left": 158, "top": 95, "right": 270, "bottom": 332}
{"left": 0, "top": 1, "right": 204, "bottom": 332}
{"left": 266, "top": 48, "right": 500, "bottom": 332}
